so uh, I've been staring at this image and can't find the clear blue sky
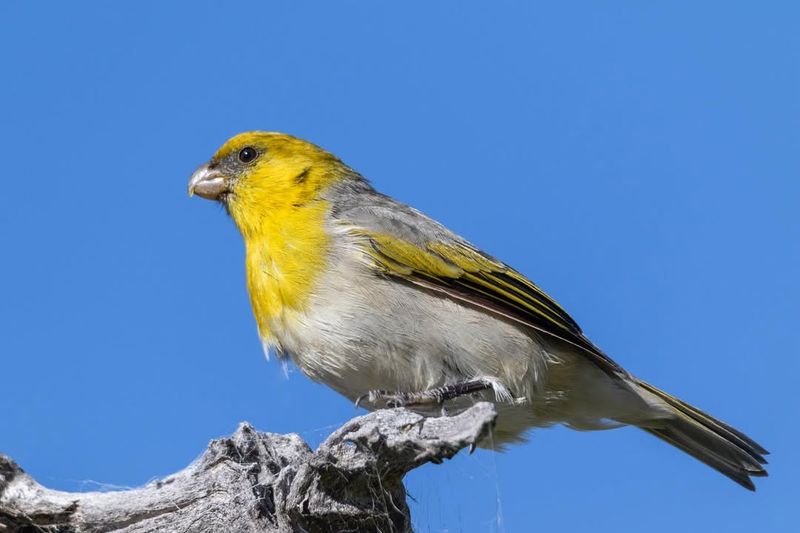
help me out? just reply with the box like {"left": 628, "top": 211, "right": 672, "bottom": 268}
{"left": 1, "top": 2, "right": 797, "bottom": 531}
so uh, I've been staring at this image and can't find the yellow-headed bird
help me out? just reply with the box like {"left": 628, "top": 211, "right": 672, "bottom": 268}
{"left": 188, "top": 132, "right": 767, "bottom": 490}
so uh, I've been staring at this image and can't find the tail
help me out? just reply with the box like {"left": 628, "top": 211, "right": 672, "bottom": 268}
{"left": 633, "top": 379, "right": 768, "bottom": 490}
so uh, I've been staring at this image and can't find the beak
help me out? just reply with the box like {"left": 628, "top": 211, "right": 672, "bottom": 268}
{"left": 188, "top": 163, "right": 228, "bottom": 200}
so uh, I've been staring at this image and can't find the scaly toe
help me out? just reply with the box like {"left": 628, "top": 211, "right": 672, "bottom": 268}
{"left": 356, "top": 389, "right": 399, "bottom": 409}
{"left": 385, "top": 396, "right": 408, "bottom": 408}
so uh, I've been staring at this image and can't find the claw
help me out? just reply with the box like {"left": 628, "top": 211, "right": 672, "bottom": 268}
{"left": 354, "top": 394, "right": 367, "bottom": 409}
{"left": 355, "top": 390, "right": 405, "bottom": 409}
{"left": 355, "top": 390, "right": 378, "bottom": 409}
{"left": 469, "top": 442, "right": 477, "bottom": 454}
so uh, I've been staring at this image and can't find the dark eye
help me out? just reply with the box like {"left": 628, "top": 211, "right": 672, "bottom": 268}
{"left": 238, "top": 146, "right": 258, "bottom": 163}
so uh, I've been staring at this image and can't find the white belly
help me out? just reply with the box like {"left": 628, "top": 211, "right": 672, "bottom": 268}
{"left": 266, "top": 253, "right": 657, "bottom": 444}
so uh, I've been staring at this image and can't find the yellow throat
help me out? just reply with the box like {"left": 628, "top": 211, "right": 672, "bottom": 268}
{"left": 240, "top": 199, "right": 331, "bottom": 342}
{"left": 201, "top": 131, "right": 345, "bottom": 344}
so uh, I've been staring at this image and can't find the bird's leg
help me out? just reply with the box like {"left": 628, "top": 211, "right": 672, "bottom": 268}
{"left": 355, "top": 379, "right": 493, "bottom": 409}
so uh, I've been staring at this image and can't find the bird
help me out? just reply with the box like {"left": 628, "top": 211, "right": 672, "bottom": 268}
{"left": 188, "top": 131, "right": 768, "bottom": 490}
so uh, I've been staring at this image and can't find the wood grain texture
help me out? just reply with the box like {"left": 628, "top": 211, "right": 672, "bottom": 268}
{"left": 0, "top": 403, "right": 497, "bottom": 533}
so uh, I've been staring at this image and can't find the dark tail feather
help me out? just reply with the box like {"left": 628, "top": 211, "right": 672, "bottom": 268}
{"left": 634, "top": 379, "right": 768, "bottom": 491}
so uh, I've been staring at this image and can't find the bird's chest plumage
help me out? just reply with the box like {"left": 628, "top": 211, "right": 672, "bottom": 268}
{"left": 260, "top": 244, "right": 550, "bottom": 406}
{"left": 243, "top": 203, "right": 331, "bottom": 346}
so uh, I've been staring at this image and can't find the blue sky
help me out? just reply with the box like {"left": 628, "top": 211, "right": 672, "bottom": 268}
{"left": 1, "top": 2, "right": 797, "bottom": 531}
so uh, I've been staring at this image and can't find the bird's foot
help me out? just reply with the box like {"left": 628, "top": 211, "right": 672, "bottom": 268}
{"left": 355, "top": 390, "right": 415, "bottom": 409}
{"left": 355, "top": 379, "right": 494, "bottom": 410}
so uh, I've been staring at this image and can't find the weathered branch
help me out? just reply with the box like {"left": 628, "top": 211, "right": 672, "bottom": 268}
{"left": 0, "top": 403, "right": 497, "bottom": 532}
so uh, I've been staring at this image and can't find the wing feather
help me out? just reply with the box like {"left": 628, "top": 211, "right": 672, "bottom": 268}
{"left": 351, "top": 226, "right": 623, "bottom": 375}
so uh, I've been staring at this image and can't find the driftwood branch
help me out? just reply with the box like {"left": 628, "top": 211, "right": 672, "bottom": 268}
{"left": 0, "top": 403, "right": 497, "bottom": 532}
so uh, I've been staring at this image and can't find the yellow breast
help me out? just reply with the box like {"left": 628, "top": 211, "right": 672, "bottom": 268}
{"left": 243, "top": 200, "right": 331, "bottom": 342}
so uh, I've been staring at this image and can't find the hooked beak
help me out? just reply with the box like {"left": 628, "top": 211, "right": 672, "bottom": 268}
{"left": 188, "top": 164, "right": 228, "bottom": 200}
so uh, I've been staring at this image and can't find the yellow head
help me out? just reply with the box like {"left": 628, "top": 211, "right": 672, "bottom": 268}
{"left": 189, "top": 132, "right": 353, "bottom": 336}
{"left": 188, "top": 131, "right": 348, "bottom": 237}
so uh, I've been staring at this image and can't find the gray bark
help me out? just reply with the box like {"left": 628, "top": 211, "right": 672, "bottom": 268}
{"left": 0, "top": 403, "right": 496, "bottom": 533}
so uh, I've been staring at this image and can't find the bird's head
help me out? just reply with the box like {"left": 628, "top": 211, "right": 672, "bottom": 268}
{"left": 188, "top": 132, "right": 347, "bottom": 231}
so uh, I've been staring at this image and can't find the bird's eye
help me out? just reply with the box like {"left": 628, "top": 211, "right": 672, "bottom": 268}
{"left": 238, "top": 146, "right": 258, "bottom": 163}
